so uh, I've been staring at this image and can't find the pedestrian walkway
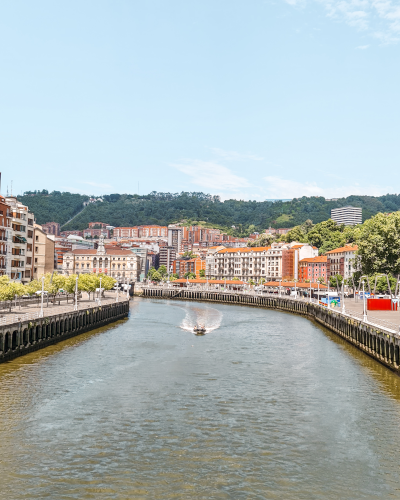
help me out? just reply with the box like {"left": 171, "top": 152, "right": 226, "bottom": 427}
{"left": 0, "top": 291, "right": 129, "bottom": 326}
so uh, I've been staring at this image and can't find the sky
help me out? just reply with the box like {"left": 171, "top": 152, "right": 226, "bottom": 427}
{"left": 0, "top": 0, "right": 399, "bottom": 201}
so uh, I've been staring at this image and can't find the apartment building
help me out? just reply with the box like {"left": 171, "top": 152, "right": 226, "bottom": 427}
{"left": 113, "top": 225, "right": 168, "bottom": 239}
{"left": 83, "top": 228, "right": 111, "bottom": 238}
{"left": 206, "top": 242, "right": 318, "bottom": 282}
{"left": 33, "top": 224, "right": 56, "bottom": 279}
{"left": 0, "top": 196, "right": 11, "bottom": 276}
{"left": 172, "top": 258, "right": 205, "bottom": 278}
{"left": 167, "top": 225, "right": 183, "bottom": 253}
{"left": 6, "top": 196, "right": 34, "bottom": 283}
{"left": 331, "top": 206, "right": 362, "bottom": 226}
{"left": 299, "top": 256, "right": 327, "bottom": 282}
{"left": 326, "top": 245, "right": 358, "bottom": 280}
{"left": 159, "top": 246, "right": 176, "bottom": 274}
{"left": 41, "top": 222, "right": 60, "bottom": 236}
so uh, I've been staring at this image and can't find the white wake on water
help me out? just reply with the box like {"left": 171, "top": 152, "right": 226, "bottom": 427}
{"left": 179, "top": 305, "right": 222, "bottom": 334}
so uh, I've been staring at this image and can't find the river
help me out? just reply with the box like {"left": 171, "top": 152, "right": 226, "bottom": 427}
{"left": 1, "top": 298, "right": 400, "bottom": 499}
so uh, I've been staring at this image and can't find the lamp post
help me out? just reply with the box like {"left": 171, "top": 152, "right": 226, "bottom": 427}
{"left": 126, "top": 278, "right": 130, "bottom": 299}
{"left": 341, "top": 282, "right": 346, "bottom": 314}
{"left": 294, "top": 280, "right": 297, "bottom": 300}
{"left": 39, "top": 276, "right": 44, "bottom": 318}
{"left": 318, "top": 281, "right": 320, "bottom": 304}
{"left": 74, "top": 276, "right": 78, "bottom": 311}
{"left": 116, "top": 281, "right": 119, "bottom": 303}
{"left": 99, "top": 277, "right": 102, "bottom": 306}
{"left": 279, "top": 280, "right": 282, "bottom": 298}
{"left": 362, "top": 280, "right": 368, "bottom": 322}
{"left": 309, "top": 280, "right": 312, "bottom": 303}
{"left": 327, "top": 280, "right": 330, "bottom": 309}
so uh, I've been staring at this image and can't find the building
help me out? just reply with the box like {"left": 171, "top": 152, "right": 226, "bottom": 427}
{"left": 0, "top": 196, "right": 11, "bottom": 276}
{"left": 331, "top": 206, "right": 362, "bottom": 226}
{"left": 325, "top": 245, "right": 358, "bottom": 281}
{"left": 62, "top": 235, "right": 140, "bottom": 281}
{"left": 33, "top": 224, "right": 56, "bottom": 279}
{"left": 88, "top": 222, "right": 108, "bottom": 229}
{"left": 129, "top": 247, "right": 148, "bottom": 281}
{"left": 159, "top": 246, "right": 176, "bottom": 274}
{"left": 6, "top": 196, "right": 34, "bottom": 283}
{"left": 167, "top": 225, "right": 183, "bottom": 252}
{"left": 206, "top": 242, "right": 318, "bottom": 282}
{"left": 83, "top": 228, "right": 111, "bottom": 239}
{"left": 172, "top": 258, "right": 206, "bottom": 278}
{"left": 60, "top": 230, "right": 84, "bottom": 238}
{"left": 113, "top": 225, "right": 168, "bottom": 239}
{"left": 41, "top": 222, "right": 60, "bottom": 236}
{"left": 298, "top": 256, "right": 327, "bottom": 282}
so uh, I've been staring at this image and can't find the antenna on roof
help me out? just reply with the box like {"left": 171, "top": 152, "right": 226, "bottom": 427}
{"left": 10, "top": 180, "right": 13, "bottom": 196}
{"left": 6, "top": 185, "right": 8, "bottom": 196}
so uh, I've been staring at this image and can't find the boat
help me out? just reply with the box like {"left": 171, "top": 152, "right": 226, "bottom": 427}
{"left": 193, "top": 324, "right": 206, "bottom": 335}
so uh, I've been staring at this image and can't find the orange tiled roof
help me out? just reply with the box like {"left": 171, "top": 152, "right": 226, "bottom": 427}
{"left": 263, "top": 281, "right": 328, "bottom": 289}
{"left": 325, "top": 245, "right": 358, "bottom": 254}
{"left": 299, "top": 256, "right": 327, "bottom": 263}
{"left": 217, "top": 246, "right": 271, "bottom": 254}
{"left": 174, "top": 279, "right": 244, "bottom": 284}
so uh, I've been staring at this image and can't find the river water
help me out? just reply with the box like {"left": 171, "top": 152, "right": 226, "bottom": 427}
{"left": 1, "top": 298, "right": 400, "bottom": 499}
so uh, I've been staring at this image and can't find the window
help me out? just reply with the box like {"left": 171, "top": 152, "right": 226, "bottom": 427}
{"left": 35, "top": 235, "right": 39, "bottom": 241}
{"left": 35, "top": 247, "right": 38, "bottom": 252}
{"left": 34, "top": 258, "right": 37, "bottom": 263}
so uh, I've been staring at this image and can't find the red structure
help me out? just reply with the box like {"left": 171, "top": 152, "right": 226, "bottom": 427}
{"left": 367, "top": 299, "right": 397, "bottom": 311}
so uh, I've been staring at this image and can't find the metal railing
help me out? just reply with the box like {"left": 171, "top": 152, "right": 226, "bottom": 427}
{"left": 142, "top": 285, "right": 400, "bottom": 336}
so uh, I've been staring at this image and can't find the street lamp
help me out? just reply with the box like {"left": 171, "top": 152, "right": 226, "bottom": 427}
{"left": 362, "top": 280, "right": 368, "bottom": 322}
{"left": 341, "top": 282, "right": 346, "bottom": 314}
{"left": 126, "top": 278, "right": 130, "bottom": 299}
{"left": 309, "top": 280, "right": 312, "bottom": 303}
{"left": 327, "top": 280, "right": 330, "bottom": 309}
{"left": 99, "top": 277, "right": 102, "bottom": 306}
{"left": 39, "top": 276, "right": 45, "bottom": 318}
{"left": 74, "top": 276, "right": 78, "bottom": 311}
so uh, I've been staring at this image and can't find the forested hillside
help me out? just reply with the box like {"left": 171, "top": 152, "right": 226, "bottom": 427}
{"left": 17, "top": 190, "right": 400, "bottom": 234}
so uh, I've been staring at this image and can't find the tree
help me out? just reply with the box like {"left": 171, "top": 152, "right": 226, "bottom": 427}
{"left": 247, "top": 233, "right": 274, "bottom": 247}
{"left": 329, "top": 274, "right": 343, "bottom": 289}
{"left": 147, "top": 267, "right": 156, "bottom": 279}
{"left": 158, "top": 265, "right": 168, "bottom": 277}
{"left": 355, "top": 212, "right": 400, "bottom": 276}
{"left": 199, "top": 269, "right": 206, "bottom": 278}
{"left": 184, "top": 272, "right": 196, "bottom": 279}
{"left": 316, "top": 277, "right": 326, "bottom": 284}
{"left": 232, "top": 277, "right": 240, "bottom": 281}
{"left": 183, "top": 251, "right": 196, "bottom": 258}
{"left": 0, "top": 281, "right": 25, "bottom": 310}
{"left": 151, "top": 271, "right": 162, "bottom": 282}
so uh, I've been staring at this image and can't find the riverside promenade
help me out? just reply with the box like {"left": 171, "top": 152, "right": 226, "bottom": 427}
{"left": 0, "top": 292, "right": 130, "bottom": 363}
{"left": 142, "top": 285, "right": 400, "bottom": 374}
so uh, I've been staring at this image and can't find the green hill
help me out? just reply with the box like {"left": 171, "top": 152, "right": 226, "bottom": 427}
{"left": 17, "top": 190, "right": 400, "bottom": 236}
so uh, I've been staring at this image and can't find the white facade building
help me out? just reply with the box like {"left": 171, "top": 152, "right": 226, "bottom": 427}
{"left": 206, "top": 242, "right": 318, "bottom": 282}
{"left": 331, "top": 206, "right": 362, "bottom": 226}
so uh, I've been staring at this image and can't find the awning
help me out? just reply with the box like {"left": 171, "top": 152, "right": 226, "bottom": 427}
{"left": 16, "top": 236, "right": 27, "bottom": 243}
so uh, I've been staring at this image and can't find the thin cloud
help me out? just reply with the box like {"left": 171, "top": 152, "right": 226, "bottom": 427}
{"left": 356, "top": 44, "right": 370, "bottom": 48}
{"left": 285, "top": 0, "right": 400, "bottom": 43}
{"left": 211, "top": 148, "right": 264, "bottom": 161}
{"left": 171, "top": 160, "right": 252, "bottom": 191}
{"left": 263, "top": 176, "right": 391, "bottom": 199}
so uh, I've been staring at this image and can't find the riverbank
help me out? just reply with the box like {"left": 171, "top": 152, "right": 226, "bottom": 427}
{"left": 0, "top": 297, "right": 129, "bottom": 363}
{"left": 141, "top": 286, "right": 400, "bottom": 375}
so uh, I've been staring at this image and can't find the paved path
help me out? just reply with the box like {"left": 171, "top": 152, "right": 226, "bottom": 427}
{"left": 0, "top": 291, "right": 130, "bottom": 326}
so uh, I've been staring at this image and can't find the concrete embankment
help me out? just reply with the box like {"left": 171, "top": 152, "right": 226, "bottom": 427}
{"left": 142, "top": 287, "right": 400, "bottom": 374}
{"left": 0, "top": 300, "right": 130, "bottom": 363}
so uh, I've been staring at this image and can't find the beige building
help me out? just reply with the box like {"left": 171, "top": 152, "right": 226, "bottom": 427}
{"left": 5, "top": 196, "right": 34, "bottom": 284}
{"left": 62, "top": 235, "right": 140, "bottom": 281}
{"left": 33, "top": 224, "right": 56, "bottom": 279}
{"left": 206, "top": 242, "right": 318, "bottom": 282}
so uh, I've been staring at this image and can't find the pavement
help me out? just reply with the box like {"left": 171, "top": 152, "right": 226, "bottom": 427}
{"left": 0, "top": 291, "right": 130, "bottom": 326}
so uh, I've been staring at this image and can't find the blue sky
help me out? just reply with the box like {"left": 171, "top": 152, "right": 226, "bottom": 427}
{"left": 1, "top": 0, "right": 399, "bottom": 200}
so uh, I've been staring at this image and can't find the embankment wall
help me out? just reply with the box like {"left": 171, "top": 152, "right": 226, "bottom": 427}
{"left": 0, "top": 300, "right": 129, "bottom": 363}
